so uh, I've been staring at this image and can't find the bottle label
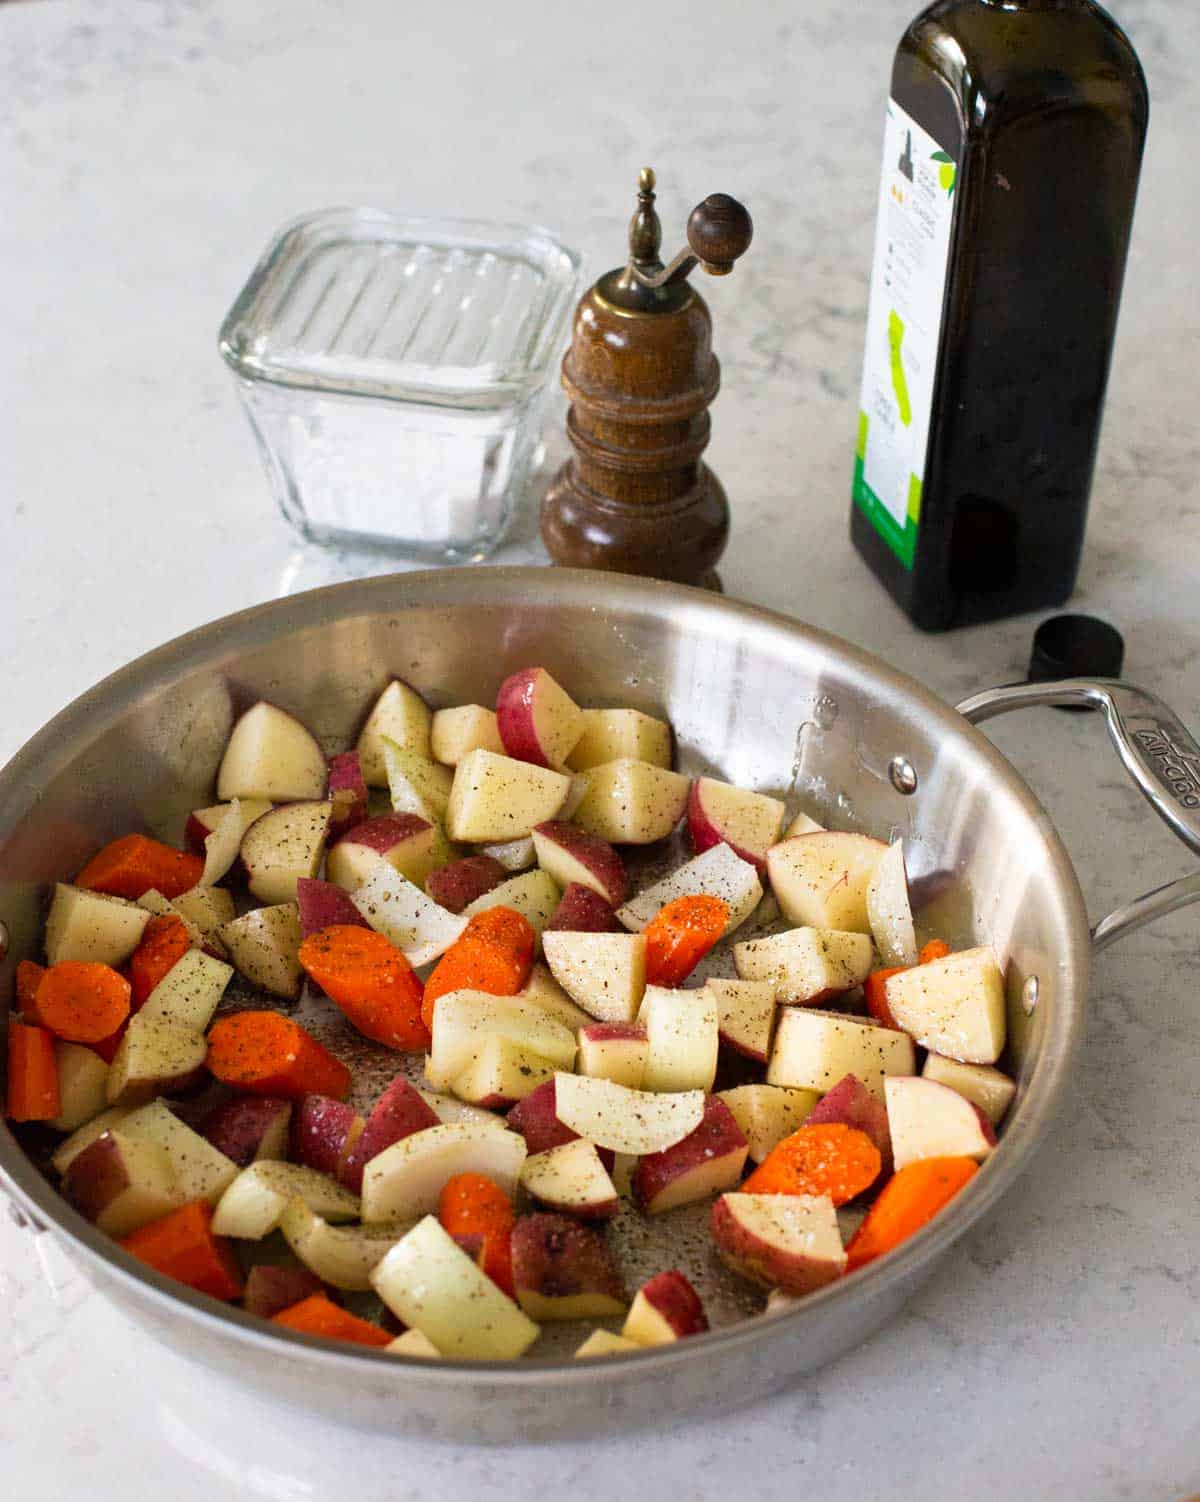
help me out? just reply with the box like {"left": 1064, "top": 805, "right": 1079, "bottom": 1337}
{"left": 853, "top": 99, "right": 958, "bottom": 569}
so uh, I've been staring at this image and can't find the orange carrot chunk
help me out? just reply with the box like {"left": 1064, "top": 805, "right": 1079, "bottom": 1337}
{"left": 119, "top": 1199, "right": 244, "bottom": 1300}
{"left": 438, "top": 1172, "right": 513, "bottom": 1235}
{"left": 864, "top": 965, "right": 907, "bottom": 1028}
{"left": 421, "top": 907, "right": 536, "bottom": 1030}
{"left": 206, "top": 1011, "right": 350, "bottom": 1100}
{"left": 5, "top": 1019, "right": 61, "bottom": 1121}
{"left": 477, "top": 1231, "right": 515, "bottom": 1301}
{"left": 75, "top": 833, "right": 204, "bottom": 901}
{"left": 298, "top": 925, "right": 429, "bottom": 1052}
{"left": 846, "top": 1156, "right": 979, "bottom": 1271}
{"left": 15, "top": 960, "right": 46, "bottom": 1020}
{"left": 917, "top": 938, "right": 952, "bottom": 965}
{"left": 644, "top": 894, "right": 729, "bottom": 988}
{"left": 438, "top": 1171, "right": 516, "bottom": 1298}
{"left": 743, "top": 1122, "right": 882, "bottom": 1206}
{"left": 130, "top": 915, "right": 192, "bottom": 1009}
{"left": 29, "top": 961, "right": 132, "bottom": 1044}
{"left": 271, "top": 1292, "right": 393, "bottom": 1347}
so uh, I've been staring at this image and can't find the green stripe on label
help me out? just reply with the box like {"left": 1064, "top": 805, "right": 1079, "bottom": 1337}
{"left": 852, "top": 411, "right": 920, "bottom": 569}
{"left": 907, "top": 474, "right": 922, "bottom": 523}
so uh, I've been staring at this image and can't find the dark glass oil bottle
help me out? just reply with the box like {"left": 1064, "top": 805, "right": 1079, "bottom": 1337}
{"left": 851, "top": 0, "right": 1148, "bottom": 631}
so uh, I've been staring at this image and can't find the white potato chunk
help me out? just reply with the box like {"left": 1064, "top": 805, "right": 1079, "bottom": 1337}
{"left": 640, "top": 985, "right": 718, "bottom": 1093}
{"left": 445, "top": 749, "right": 571, "bottom": 842}
{"left": 414, "top": 1089, "right": 511, "bottom": 1133}
{"left": 566, "top": 708, "right": 673, "bottom": 772}
{"left": 734, "top": 926, "right": 873, "bottom": 1004}
{"left": 51, "top": 1106, "right": 134, "bottom": 1176}
{"left": 451, "top": 1036, "right": 558, "bottom": 1108}
{"left": 884, "top": 1076, "right": 996, "bottom": 1172}
{"left": 477, "top": 836, "right": 536, "bottom": 873}
{"left": 240, "top": 801, "right": 332, "bottom": 904}
{"left": 921, "top": 1053, "right": 1016, "bottom": 1125}
{"left": 199, "top": 797, "right": 275, "bottom": 887}
{"left": 357, "top": 680, "right": 433, "bottom": 786}
{"left": 687, "top": 777, "right": 786, "bottom": 866}
{"left": 462, "top": 868, "right": 561, "bottom": 936}
{"left": 371, "top": 1216, "right": 539, "bottom": 1360}
{"left": 766, "top": 832, "right": 887, "bottom": 933}
{"left": 513, "top": 963, "right": 593, "bottom": 1031}
{"left": 45, "top": 884, "right": 150, "bottom": 967}
{"left": 575, "top": 1329, "right": 642, "bottom": 1358}
{"left": 552, "top": 1073, "right": 704, "bottom": 1155}
{"left": 541, "top": 930, "right": 647, "bottom": 1023}
{"left": 431, "top": 705, "right": 505, "bottom": 766}
{"left": 571, "top": 759, "right": 690, "bottom": 845}
{"left": 217, "top": 702, "right": 327, "bottom": 802}
{"left": 866, "top": 841, "right": 918, "bottom": 966}
{"left": 884, "top": 946, "right": 1006, "bottom": 1064}
{"left": 48, "top": 1043, "right": 111, "bottom": 1133}
{"left": 520, "top": 1139, "right": 619, "bottom": 1218}
{"left": 426, "top": 990, "right": 576, "bottom": 1091}
{"left": 105, "top": 1016, "right": 207, "bottom": 1107}
{"left": 213, "top": 1161, "right": 359, "bottom": 1239}
{"left": 386, "top": 1329, "right": 443, "bottom": 1358}
{"left": 783, "top": 810, "right": 824, "bottom": 838}
{"left": 716, "top": 1084, "right": 820, "bottom": 1163}
{"left": 352, "top": 864, "right": 466, "bottom": 967}
{"left": 137, "top": 888, "right": 205, "bottom": 950}
{"left": 218, "top": 902, "right": 304, "bottom": 999}
{"left": 707, "top": 978, "right": 779, "bottom": 1063}
{"left": 767, "top": 1008, "right": 915, "bottom": 1099}
{"left": 118, "top": 1099, "right": 239, "bottom": 1206}
{"left": 171, "top": 884, "right": 237, "bottom": 939}
{"left": 383, "top": 738, "right": 453, "bottom": 823}
{"left": 139, "top": 948, "right": 233, "bottom": 1032}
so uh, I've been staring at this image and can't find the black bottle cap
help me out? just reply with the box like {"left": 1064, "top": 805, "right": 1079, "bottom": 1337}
{"left": 1029, "top": 614, "right": 1124, "bottom": 710}
{"left": 1030, "top": 613, "right": 1124, "bottom": 681}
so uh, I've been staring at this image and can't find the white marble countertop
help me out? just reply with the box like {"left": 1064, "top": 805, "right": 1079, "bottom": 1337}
{"left": 3, "top": 0, "right": 1199, "bottom": 1496}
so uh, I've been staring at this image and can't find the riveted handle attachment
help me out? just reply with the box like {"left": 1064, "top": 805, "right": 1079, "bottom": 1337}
{"left": 956, "top": 678, "right": 1200, "bottom": 951}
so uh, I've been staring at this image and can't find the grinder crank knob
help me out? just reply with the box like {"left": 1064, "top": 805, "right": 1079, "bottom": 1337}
{"left": 624, "top": 175, "right": 753, "bottom": 293}
{"left": 686, "top": 194, "right": 754, "bottom": 276}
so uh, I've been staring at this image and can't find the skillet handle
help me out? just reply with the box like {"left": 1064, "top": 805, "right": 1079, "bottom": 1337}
{"left": 955, "top": 678, "right": 1200, "bottom": 952}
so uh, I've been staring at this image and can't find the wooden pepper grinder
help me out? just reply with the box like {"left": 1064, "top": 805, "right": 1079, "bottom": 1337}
{"left": 540, "top": 169, "right": 753, "bottom": 588}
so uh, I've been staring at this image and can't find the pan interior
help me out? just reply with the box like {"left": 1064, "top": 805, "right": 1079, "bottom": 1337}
{"left": 0, "top": 570, "right": 1087, "bottom": 1361}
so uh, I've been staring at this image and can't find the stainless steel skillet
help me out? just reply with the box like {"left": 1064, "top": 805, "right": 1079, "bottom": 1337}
{"left": 2, "top": 567, "right": 1198, "bottom": 1443}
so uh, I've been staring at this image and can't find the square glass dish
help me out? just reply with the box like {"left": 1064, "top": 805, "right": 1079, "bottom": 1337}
{"left": 219, "top": 209, "right": 580, "bottom": 560}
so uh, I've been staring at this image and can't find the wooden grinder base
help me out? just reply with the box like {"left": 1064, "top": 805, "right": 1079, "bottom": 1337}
{"left": 541, "top": 454, "right": 727, "bottom": 589}
{"left": 541, "top": 332, "right": 729, "bottom": 588}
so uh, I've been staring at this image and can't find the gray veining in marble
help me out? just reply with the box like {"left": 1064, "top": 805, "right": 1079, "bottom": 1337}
{"left": 2, "top": 1, "right": 1199, "bottom": 1497}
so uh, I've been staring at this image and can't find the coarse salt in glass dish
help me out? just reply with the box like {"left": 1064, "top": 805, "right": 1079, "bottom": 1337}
{"left": 219, "top": 209, "right": 580, "bottom": 561}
